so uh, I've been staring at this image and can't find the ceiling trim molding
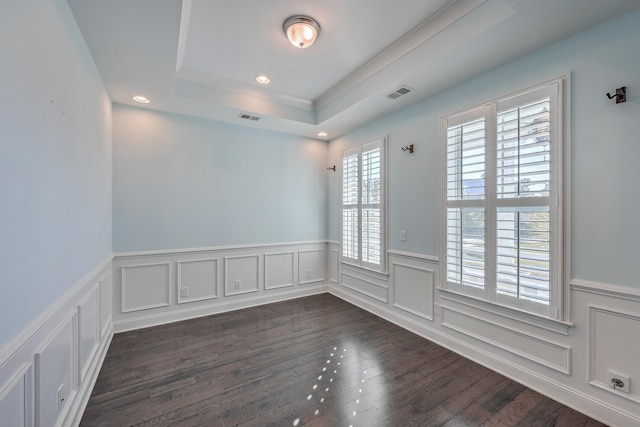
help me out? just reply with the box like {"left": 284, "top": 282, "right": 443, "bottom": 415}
{"left": 314, "top": 0, "right": 487, "bottom": 111}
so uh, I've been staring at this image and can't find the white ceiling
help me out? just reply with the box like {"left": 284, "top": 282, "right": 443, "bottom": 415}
{"left": 67, "top": 0, "right": 640, "bottom": 140}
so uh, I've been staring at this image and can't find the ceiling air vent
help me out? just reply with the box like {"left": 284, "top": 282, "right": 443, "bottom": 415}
{"left": 238, "top": 113, "right": 261, "bottom": 121}
{"left": 386, "top": 86, "right": 413, "bottom": 100}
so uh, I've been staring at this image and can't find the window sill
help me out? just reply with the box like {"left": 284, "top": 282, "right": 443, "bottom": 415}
{"left": 438, "top": 287, "right": 573, "bottom": 335}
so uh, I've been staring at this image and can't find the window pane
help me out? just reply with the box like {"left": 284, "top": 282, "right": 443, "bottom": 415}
{"left": 342, "top": 154, "right": 359, "bottom": 205}
{"left": 447, "top": 118, "right": 485, "bottom": 200}
{"left": 362, "top": 148, "right": 381, "bottom": 205}
{"left": 342, "top": 208, "right": 359, "bottom": 260}
{"left": 497, "top": 98, "right": 550, "bottom": 199}
{"left": 362, "top": 208, "right": 380, "bottom": 265}
{"left": 497, "top": 207, "right": 550, "bottom": 304}
{"left": 447, "top": 207, "right": 485, "bottom": 289}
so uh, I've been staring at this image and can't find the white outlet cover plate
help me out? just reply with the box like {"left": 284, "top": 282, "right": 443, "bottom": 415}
{"left": 607, "top": 371, "right": 630, "bottom": 393}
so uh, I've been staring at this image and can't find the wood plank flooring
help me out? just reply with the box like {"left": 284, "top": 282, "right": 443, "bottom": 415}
{"left": 81, "top": 294, "right": 607, "bottom": 426}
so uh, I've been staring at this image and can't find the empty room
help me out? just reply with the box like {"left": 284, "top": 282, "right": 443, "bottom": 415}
{"left": 2, "top": 0, "right": 640, "bottom": 426}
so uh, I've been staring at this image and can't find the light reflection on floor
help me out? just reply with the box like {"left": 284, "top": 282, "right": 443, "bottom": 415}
{"left": 292, "top": 343, "right": 384, "bottom": 426}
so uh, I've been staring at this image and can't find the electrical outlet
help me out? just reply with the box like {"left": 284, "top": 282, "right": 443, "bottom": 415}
{"left": 180, "top": 287, "right": 188, "bottom": 298}
{"left": 306, "top": 269, "right": 312, "bottom": 279}
{"left": 57, "top": 384, "right": 65, "bottom": 412}
{"left": 607, "top": 371, "right": 630, "bottom": 393}
{"left": 234, "top": 280, "right": 241, "bottom": 289}
{"left": 400, "top": 230, "right": 407, "bottom": 241}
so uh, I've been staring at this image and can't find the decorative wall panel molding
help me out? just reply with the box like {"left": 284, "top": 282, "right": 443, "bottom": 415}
{"left": 78, "top": 285, "right": 100, "bottom": 382}
{"left": 298, "top": 249, "right": 325, "bottom": 285}
{"left": 588, "top": 305, "right": 640, "bottom": 403}
{"left": 112, "top": 242, "right": 330, "bottom": 332}
{"left": 0, "top": 256, "right": 112, "bottom": 427}
{"left": 341, "top": 272, "right": 388, "bottom": 303}
{"left": 224, "top": 255, "right": 260, "bottom": 296}
{"left": 35, "top": 313, "right": 76, "bottom": 427}
{"left": 100, "top": 270, "right": 113, "bottom": 339}
{"left": 264, "top": 252, "right": 295, "bottom": 290}
{"left": 392, "top": 262, "right": 434, "bottom": 320}
{"left": 328, "top": 249, "right": 339, "bottom": 284}
{"left": 121, "top": 262, "right": 171, "bottom": 312}
{"left": 113, "top": 241, "right": 329, "bottom": 332}
{"left": 177, "top": 258, "right": 218, "bottom": 303}
{"left": 0, "top": 363, "right": 32, "bottom": 427}
{"left": 440, "top": 306, "right": 571, "bottom": 374}
{"left": 439, "top": 290, "right": 572, "bottom": 336}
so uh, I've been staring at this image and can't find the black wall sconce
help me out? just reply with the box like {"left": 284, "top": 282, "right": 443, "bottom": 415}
{"left": 401, "top": 144, "right": 414, "bottom": 154}
{"left": 606, "top": 86, "right": 626, "bottom": 104}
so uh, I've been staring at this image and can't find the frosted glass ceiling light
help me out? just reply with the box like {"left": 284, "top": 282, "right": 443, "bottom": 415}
{"left": 283, "top": 15, "right": 320, "bottom": 48}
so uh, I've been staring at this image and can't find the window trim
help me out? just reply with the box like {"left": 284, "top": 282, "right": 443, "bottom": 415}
{"left": 439, "top": 77, "right": 569, "bottom": 321}
{"left": 340, "top": 136, "right": 387, "bottom": 274}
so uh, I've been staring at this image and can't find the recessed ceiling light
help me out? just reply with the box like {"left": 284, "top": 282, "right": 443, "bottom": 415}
{"left": 318, "top": 132, "right": 328, "bottom": 137}
{"left": 132, "top": 95, "right": 151, "bottom": 104}
{"left": 256, "top": 75, "right": 270, "bottom": 84}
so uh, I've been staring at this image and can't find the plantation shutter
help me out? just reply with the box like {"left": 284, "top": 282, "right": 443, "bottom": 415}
{"left": 496, "top": 95, "right": 552, "bottom": 306}
{"left": 441, "top": 79, "right": 563, "bottom": 318}
{"left": 341, "top": 138, "right": 386, "bottom": 271}
{"left": 445, "top": 108, "right": 487, "bottom": 294}
{"left": 342, "top": 149, "right": 359, "bottom": 262}
{"left": 361, "top": 141, "right": 382, "bottom": 265}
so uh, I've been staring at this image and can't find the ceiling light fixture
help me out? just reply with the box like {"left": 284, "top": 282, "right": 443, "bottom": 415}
{"left": 132, "top": 95, "right": 151, "bottom": 104}
{"left": 317, "top": 132, "right": 328, "bottom": 137}
{"left": 256, "top": 75, "right": 270, "bottom": 84}
{"left": 283, "top": 15, "right": 320, "bottom": 48}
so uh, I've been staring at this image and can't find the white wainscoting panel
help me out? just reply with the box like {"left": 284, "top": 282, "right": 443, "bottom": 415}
{"left": 341, "top": 272, "right": 388, "bottom": 303}
{"left": 440, "top": 306, "right": 571, "bottom": 374}
{"left": 78, "top": 286, "right": 99, "bottom": 382}
{"left": 112, "top": 242, "right": 329, "bottom": 333}
{"left": 329, "top": 249, "right": 640, "bottom": 426}
{"left": 264, "top": 252, "right": 294, "bottom": 290}
{"left": 299, "top": 249, "right": 325, "bottom": 285}
{"left": 35, "top": 314, "right": 76, "bottom": 427}
{"left": 328, "top": 248, "right": 339, "bottom": 284}
{"left": 100, "top": 270, "right": 113, "bottom": 339}
{"left": 0, "top": 256, "right": 113, "bottom": 427}
{"left": 0, "top": 364, "right": 33, "bottom": 427}
{"left": 177, "top": 258, "right": 218, "bottom": 304}
{"left": 225, "top": 255, "right": 260, "bottom": 296}
{"left": 121, "top": 262, "right": 171, "bottom": 312}
{"left": 589, "top": 305, "right": 640, "bottom": 403}
{"left": 392, "top": 262, "right": 434, "bottom": 321}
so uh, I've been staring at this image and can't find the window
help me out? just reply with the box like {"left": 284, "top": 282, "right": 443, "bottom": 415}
{"left": 441, "top": 79, "right": 565, "bottom": 319}
{"left": 342, "top": 137, "right": 386, "bottom": 272}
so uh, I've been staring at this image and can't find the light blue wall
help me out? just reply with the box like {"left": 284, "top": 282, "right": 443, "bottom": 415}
{"left": 329, "top": 9, "right": 640, "bottom": 288}
{"left": 112, "top": 105, "right": 328, "bottom": 252}
{"left": 0, "top": 1, "right": 113, "bottom": 346}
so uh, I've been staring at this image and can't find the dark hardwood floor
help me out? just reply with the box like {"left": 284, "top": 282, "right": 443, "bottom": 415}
{"left": 81, "top": 294, "right": 606, "bottom": 426}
